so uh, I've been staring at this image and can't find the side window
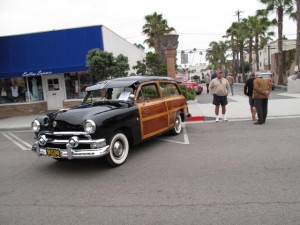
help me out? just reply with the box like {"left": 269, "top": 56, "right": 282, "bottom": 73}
{"left": 160, "top": 82, "right": 180, "bottom": 97}
{"left": 137, "top": 83, "right": 159, "bottom": 101}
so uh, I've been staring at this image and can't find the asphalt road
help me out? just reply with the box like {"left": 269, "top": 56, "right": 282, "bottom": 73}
{"left": 1, "top": 117, "right": 300, "bottom": 225}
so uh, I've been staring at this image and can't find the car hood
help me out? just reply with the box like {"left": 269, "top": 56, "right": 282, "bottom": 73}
{"left": 57, "top": 104, "right": 117, "bottom": 120}
{"left": 50, "top": 103, "right": 128, "bottom": 131}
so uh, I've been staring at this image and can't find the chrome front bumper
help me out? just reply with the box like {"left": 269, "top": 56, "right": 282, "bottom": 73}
{"left": 32, "top": 131, "right": 110, "bottom": 160}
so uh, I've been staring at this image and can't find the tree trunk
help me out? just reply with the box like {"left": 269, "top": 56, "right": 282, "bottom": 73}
{"left": 277, "top": 7, "right": 284, "bottom": 85}
{"left": 255, "top": 35, "right": 259, "bottom": 72}
{"left": 240, "top": 40, "right": 244, "bottom": 77}
{"left": 296, "top": 0, "right": 300, "bottom": 72}
{"left": 231, "top": 36, "right": 236, "bottom": 76}
{"left": 249, "top": 37, "right": 253, "bottom": 72}
{"left": 236, "top": 49, "right": 240, "bottom": 74}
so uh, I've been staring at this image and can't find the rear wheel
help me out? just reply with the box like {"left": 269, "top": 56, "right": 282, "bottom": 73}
{"left": 171, "top": 112, "right": 182, "bottom": 135}
{"left": 106, "top": 132, "right": 129, "bottom": 167}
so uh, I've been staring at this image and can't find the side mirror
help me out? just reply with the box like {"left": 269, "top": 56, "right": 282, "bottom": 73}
{"left": 129, "top": 94, "right": 135, "bottom": 101}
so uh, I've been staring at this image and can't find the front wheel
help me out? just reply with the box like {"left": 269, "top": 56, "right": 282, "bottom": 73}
{"left": 106, "top": 132, "right": 129, "bottom": 167}
{"left": 170, "top": 113, "right": 182, "bottom": 135}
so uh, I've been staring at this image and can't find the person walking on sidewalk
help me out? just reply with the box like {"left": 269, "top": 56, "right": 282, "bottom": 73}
{"left": 244, "top": 72, "right": 256, "bottom": 121}
{"left": 204, "top": 73, "right": 211, "bottom": 93}
{"left": 209, "top": 69, "right": 230, "bottom": 122}
{"left": 226, "top": 73, "right": 234, "bottom": 95}
{"left": 253, "top": 72, "right": 271, "bottom": 125}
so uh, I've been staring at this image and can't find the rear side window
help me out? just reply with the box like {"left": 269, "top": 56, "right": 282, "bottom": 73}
{"left": 137, "top": 83, "right": 159, "bottom": 101}
{"left": 159, "top": 82, "right": 180, "bottom": 97}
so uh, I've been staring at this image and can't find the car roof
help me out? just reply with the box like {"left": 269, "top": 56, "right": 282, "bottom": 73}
{"left": 85, "top": 76, "right": 174, "bottom": 91}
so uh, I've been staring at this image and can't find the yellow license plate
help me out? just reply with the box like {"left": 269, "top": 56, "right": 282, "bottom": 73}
{"left": 46, "top": 148, "right": 61, "bottom": 157}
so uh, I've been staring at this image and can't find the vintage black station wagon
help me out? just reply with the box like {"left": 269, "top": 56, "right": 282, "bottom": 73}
{"left": 31, "top": 76, "right": 190, "bottom": 166}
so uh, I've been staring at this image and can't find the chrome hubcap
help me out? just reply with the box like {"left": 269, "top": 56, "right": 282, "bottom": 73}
{"left": 175, "top": 117, "right": 181, "bottom": 132}
{"left": 113, "top": 141, "right": 124, "bottom": 158}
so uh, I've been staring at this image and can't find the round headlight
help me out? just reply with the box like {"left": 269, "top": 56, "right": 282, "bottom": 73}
{"left": 84, "top": 120, "right": 96, "bottom": 134}
{"left": 32, "top": 120, "right": 40, "bottom": 132}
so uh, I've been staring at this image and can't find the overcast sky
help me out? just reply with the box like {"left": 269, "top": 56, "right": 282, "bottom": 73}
{"left": 0, "top": 0, "right": 297, "bottom": 65}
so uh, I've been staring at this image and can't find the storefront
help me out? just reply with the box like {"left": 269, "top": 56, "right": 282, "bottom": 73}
{"left": 0, "top": 25, "right": 145, "bottom": 117}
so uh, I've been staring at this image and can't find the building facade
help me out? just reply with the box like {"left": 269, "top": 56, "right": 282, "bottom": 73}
{"left": 244, "top": 39, "right": 296, "bottom": 84}
{"left": 0, "top": 25, "right": 146, "bottom": 117}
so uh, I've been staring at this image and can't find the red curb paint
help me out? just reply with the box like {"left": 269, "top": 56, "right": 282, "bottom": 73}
{"left": 186, "top": 116, "right": 204, "bottom": 122}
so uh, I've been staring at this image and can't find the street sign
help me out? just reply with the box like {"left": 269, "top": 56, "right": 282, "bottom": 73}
{"left": 181, "top": 53, "right": 188, "bottom": 64}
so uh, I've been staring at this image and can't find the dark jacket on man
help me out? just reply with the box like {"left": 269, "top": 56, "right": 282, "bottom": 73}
{"left": 244, "top": 77, "right": 255, "bottom": 97}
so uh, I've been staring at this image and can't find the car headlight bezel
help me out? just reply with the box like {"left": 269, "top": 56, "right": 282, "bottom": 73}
{"left": 32, "top": 120, "right": 40, "bottom": 132}
{"left": 84, "top": 120, "right": 96, "bottom": 134}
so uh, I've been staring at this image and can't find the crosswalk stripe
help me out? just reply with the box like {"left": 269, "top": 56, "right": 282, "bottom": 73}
{"left": 2, "top": 132, "right": 31, "bottom": 150}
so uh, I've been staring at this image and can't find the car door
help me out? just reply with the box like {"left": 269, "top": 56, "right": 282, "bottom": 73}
{"left": 136, "top": 82, "right": 168, "bottom": 139}
{"left": 159, "top": 81, "right": 187, "bottom": 127}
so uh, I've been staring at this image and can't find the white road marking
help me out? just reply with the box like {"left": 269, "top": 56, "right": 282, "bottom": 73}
{"left": 158, "top": 124, "right": 190, "bottom": 145}
{"left": 2, "top": 132, "right": 32, "bottom": 150}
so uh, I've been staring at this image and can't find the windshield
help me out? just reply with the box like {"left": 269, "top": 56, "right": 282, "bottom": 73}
{"left": 261, "top": 73, "right": 272, "bottom": 78}
{"left": 176, "top": 77, "right": 186, "bottom": 83}
{"left": 82, "top": 87, "right": 135, "bottom": 104}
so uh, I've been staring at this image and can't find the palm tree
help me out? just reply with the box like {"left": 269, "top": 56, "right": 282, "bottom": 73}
{"left": 225, "top": 23, "right": 240, "bottom": 77}
{"left": 258, "top": 0, "right": 295, "bottom": 85}
{"left": 225, "top": 21, "right": 248, "bottom": 76}
{"left": 247, "top": 13, "right": 275, "bottom": 71}
{"left": 205, "top": 41, "right": 230, "bottom": 70}
{"left": 142, "top": 12, "right": 175, "bottom": 61}
{"left": 243, "top": 16, "right": 258, "bottom": 72}
{"left": 237, "top": 20, "right": 249, "bottom": 76}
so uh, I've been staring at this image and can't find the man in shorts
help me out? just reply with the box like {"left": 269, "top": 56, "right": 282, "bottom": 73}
{"left": 209, "top": 69, "right": 230, "bottom": 122}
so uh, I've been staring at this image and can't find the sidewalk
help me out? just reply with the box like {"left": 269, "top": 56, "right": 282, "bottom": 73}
{"left": 0, "top": 114, "right": 40, "bottom": 131}
{"left": 187, "top": 91, "right": 300, "bottom": 122}
{"left": 1, "top": 92, "right": 300, "bottom": 130}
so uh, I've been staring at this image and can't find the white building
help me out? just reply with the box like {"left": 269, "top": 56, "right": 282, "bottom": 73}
{"left": 0, "top": 25, "right": 146, "bottom": 116}
{"left": 244, "top": 39, "right": 296, "bottom": 72}
{"left": 244, "top": 39, "right": 296, "bottom": 84}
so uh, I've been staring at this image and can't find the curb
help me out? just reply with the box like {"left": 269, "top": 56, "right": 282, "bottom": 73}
{"left": 186, "top": 116, "right": 205, "bottom": 122}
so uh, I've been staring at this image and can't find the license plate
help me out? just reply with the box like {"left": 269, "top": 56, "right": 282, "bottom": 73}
{"left": 46, "top": 148, "right": 61, "bottom": 157}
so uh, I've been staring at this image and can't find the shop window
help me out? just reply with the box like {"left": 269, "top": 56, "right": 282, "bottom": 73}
{"left": 0, "top": 76, "right": 43, "bottom": 104}
{"left": 47, "top": 78, "right": 59, "bottom": 91}
{"left": 27, "top": 77, "right": 44, "bottom": 102}
{"left": 65, "top": 72, "right": 94, "bottom": 99}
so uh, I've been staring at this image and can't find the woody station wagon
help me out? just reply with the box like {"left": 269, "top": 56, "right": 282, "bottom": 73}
{"left": 31, "top": 76, "right": 190, "bottom": 166}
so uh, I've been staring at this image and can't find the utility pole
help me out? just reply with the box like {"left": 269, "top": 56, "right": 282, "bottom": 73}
{"left": 234, "top": 10, "right": 243, "bottom": 22}
{"left": 234, "top": 9, "right": 244, "bottom": 80}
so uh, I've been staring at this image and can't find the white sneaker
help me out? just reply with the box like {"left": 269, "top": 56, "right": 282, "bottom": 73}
{"left": 215, "top": 117, "right": 219, "bottom": 122}
{"left": 223, "top": 116, "right": 228, "bottom": 121}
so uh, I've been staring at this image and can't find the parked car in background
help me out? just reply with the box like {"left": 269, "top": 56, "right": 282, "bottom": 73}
{"left": 31, "top": 76, "right": 190, "bottom": 167}
{"left": 176, "top": 76, "right": 203, "bottom": 95}
{"left": 260, "top": 72, "right": 275, "bottom": 90}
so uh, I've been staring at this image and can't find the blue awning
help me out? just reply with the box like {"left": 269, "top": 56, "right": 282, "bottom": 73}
{"left": 0, "top": 26, "right": 104, "bottom": 78}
